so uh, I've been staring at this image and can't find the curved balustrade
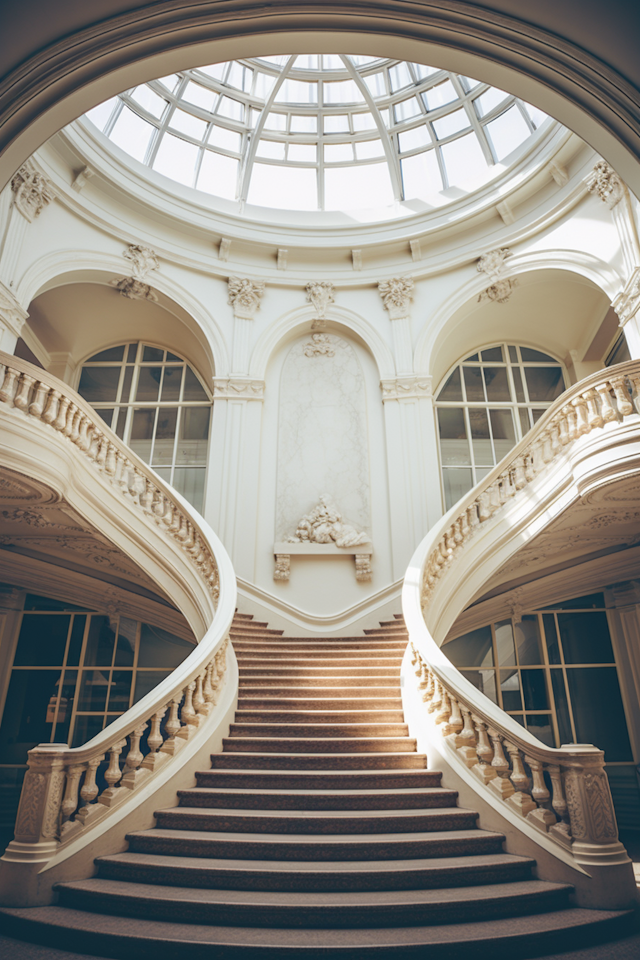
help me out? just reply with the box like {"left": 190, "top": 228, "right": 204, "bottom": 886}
{"left": 403, "top": 362, "right": 640, "bottom": 890}
{"left": 0, "top": 352, "right": 237, "bottom": 894}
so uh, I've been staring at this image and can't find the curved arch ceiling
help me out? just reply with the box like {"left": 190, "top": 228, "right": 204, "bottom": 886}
{"left": 85, "top": 54, "right": 549, "bottom": 216}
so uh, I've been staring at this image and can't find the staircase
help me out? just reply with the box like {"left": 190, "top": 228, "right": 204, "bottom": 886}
{"left": 1, "top": 614, "right": 633, "bottom": 958}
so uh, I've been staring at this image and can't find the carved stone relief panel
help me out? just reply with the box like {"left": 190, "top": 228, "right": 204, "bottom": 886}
{"left": 276, "top": 334, "right": 370, "bottom": 545}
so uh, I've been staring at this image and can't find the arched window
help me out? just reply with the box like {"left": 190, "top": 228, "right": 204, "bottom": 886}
{"left": 435, "top": 343, "right": 566, "bottom": 510}
{"left": 77, "top": 342, "right": 211, "bottom": 511}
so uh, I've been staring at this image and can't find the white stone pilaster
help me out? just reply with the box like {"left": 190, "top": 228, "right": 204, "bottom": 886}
{"left": 612, "top": 267, "right": 640, "bottom": 359}
{"left": 587, "top": 161, "right": 640, "bottom": 281}
{"left": 0, "top": 279, "right": 28, "bottom": 353}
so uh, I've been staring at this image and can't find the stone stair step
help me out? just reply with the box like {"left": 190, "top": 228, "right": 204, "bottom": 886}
{"left": 54, "top": 877, "right": 573, "bottom": 928}
{"left": 235, "top": 656, "right": 404, "bottom": 667}
{"left": 126, "top": 826, "right": 508, "bottom": 861}
{"left": 2, "top": 904, "right": 631, "bottom": 959}
{"left": 176, "top": 787, "right": 458, "bottom": 811}
{"left": 234, "top": 710, "right": 406, "bottom": 723}
{"left": 94, "top": 851, "right": 535, "bottom": 893}
{"left": 238, "top": 678, "right": 401, "bottom": 689}
{"left": 194, "top": 770, "right": 442, "bottom": 790}
{"left": 237, "top": 666, "right": 402, "bottom": 677}
{"left": 237, "top": 697, "right": 404, "bottom": 710}
{"left": 227, "top": 723, "right": 409, "bottom": 738}
{"left": 153, "top": 806, "right": 479, "bottom": 835}
{"left": 210, "top": 752, "right": 428, "bottom": 770}
{"left": 221, "top": 737, "right": 416, "bottom": 754}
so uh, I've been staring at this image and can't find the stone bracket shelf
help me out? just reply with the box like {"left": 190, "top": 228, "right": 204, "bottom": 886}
{"left": 273, "top": 542, "right": 372, "bottom": 582}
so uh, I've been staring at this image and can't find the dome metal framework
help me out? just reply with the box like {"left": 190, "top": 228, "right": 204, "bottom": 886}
{"left": 85, "top": 54, "right": 549, "bottom": 213}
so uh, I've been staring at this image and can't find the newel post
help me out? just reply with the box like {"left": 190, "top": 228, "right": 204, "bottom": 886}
{"left": 562, "top": 751, "right": 628, "bottom": 866}
{"left": 0, "top": 743, "right": 68, "bottom": 904}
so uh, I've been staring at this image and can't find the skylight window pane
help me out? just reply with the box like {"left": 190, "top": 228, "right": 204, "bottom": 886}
{"left": 379, "top": 109, "right": 390, "bottom": 127}
{"left": 197, "top": 151, "right": 238, "bottom": 199}
{"left": 352, "top": 112, "right": 375, "bottom": 132}
{"left": 296, "top": 55, "right": 319, "bottom": 69}
{"left": 363, "top": 72, "right": 387, "bottom": 98}
{"left": 398, "top": 125, "right": 430, "bottom": 152}
{"left": 153, "top": 133, "right": 199, "bottom": 186}
{"left": 349, "top": 55, "right": 379, "bottom": 66}
{"left": 423, "top": 80, "right": 458, "bottom": 111}
{"left": 523, "top": 102, "right": 548, "bottom": 129}
{"left": 257, "top": 139, "right": 285, "bottom": 160}
{"left": 254, "top": 73, "right": 276, "bottom": 99}
{"left": 198, "top": 64, "right": 227, "bottom": 81}
{"left": 324, "top": 115, "right": 349, "bottom": 133}
{"left": 355, "top": 139, "right": 384, "bottom": 160}
{"left": 324, "top": 143, "right": 354, "bottom": 163}
{"left": 441, "top": 132, "right": 489, "bottom": 189}
{"left": 323, "top": 80, "right": 362, "bottom": 104}
{"left": 248, "top": 162, "right": 318, "bottom": 210}
{"left": 257, "top": 55, "right": 289, "bottom": 66}
{"left": 394, "top": 97, "right": 422, "bottom": 123}
{"left": 487, "top": 105, "right": 531, "bottom": 160}
{"left": 288, "top": 143, "right": 317, "bottom": 162}
{"left": 86, "top": 97, "right": 118, "bottom": 132}
{"left": 461, "top": 76, "right": 481, "bottom": 91}
{"left": 324, "top": 162, "right": 394, "bottom": 210}
{"left": 110, "top": 107, "right": 154, "bottom": 162}
{"left": 183, "top": 81, "right": 218, "bottom": 113}
{"left": 158, "top": 74, "right": 180, "bottom": 92}
{"left": 389, "top": 62, "right": 412, "bottom": 91}
{"left": 208, "top": 125, "right": 241, "bottom": 152}
{"left": 474, "top": 87, "right": 510, "bottom": 118}
{"left": 227, "top": 62, "right": 253, "bottom": 91}
{"left": 322, "top": 55, "right": 343, "bottom": 70}
{"left": 401, "top": 150, "right": 443, "bottom": 199}
{"left": 290, "top": 115, "right": 317, "bottom": 133}
{"left": 433, "top": 108, "right": 470, "bottom": 140}
{"left": 169, "top": 109, "right": 208, "bottom": 140}
{"left": 131, "top": 86, "right": 167, "bottom": 119}
{"left": 413, "top": 63, "right": 440, "bottom": 80}
{"left": 249, "top": 108, "right": 261, "bottom": 128}
{"left": 265, "top": 113, "right": 287, "bottom": 131}
{"left": 276, "top": 79, "right": 318, "bottom": 104}
{"left": 217, "top": 97, "right": 244, "bottom": 121}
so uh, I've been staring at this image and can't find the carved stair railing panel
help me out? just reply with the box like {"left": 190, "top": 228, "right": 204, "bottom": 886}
{"left": 403, "top": 362, "right": 640, "bottom": 869}
{"left": 0, "top": 351, "right": 237, "bottom": 861}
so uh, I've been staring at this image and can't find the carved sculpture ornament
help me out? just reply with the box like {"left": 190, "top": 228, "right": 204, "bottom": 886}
{"left": 287, "top": 495, "right": 370, "bottom": 548}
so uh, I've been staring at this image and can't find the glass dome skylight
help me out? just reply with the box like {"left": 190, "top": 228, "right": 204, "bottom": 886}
{"left": 85, "top": 54, "right": 549, "bottom": 213}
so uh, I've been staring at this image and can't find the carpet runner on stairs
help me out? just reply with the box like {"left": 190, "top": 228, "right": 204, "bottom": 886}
{"left": 0, "top": 613, "right": 634, "bottom": 958}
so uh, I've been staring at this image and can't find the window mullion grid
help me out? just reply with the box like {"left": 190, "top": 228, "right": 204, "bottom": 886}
{"left": 103, "top": 99, "right": 124, "bottom": 138}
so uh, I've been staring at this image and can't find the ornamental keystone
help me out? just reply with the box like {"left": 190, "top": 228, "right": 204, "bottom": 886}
{"left": 378, "top": 277, "right": 414, "bottom": 320}
{"left": 305, "top": 281, "right": 335, "bottom": 329}
{"left": 124, "top": 244, "right": 160, "bottom": 280}
{"left": 477, "top": 248, "right": 512, "bottom": 280}
{"left": 228, "top": 277, "right": 266, "bottom": 320}
{"left": 587, "top": 160, "right": 625, "bottom": 209}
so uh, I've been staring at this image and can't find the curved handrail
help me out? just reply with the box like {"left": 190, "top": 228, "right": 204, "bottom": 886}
{"left": 403, "top": 360, "right": 640, "bottom": 863}
{"left": 0, "top": 351, "right": 237, "bottom": 853}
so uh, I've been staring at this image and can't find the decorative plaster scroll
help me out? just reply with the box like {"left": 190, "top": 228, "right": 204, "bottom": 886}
{"left": 11, "top": 162, "right": 54, "bottom": 222}
{"left": 477, "top": 247, "right": 512, "bottom": 280}
{"left": 287, "top": 495, "right": 370, "bottom": 548}
{"left": 0, "top": 280, "right": 28, "bottom": 340}
{"left": 380, "top": 376, "right": 432, "bottom": 401}
{"left": 478, "top": 277, "right": 519, "bottom": 304}
{"left": 273, "top": 554, "right": 290, "bottom": 581}
{"left": 355, "top": 554, "right": 372, "bottom": 582}
{"left": 306, "top": 281, "right": 335, "bottom": 330}
{"left": 612, "top": 267, "right": 640, "bottom": 328}
{"left": 124, "top": 244, "right": 160, "bottom": 280}
{"left": 218, "top": 238, "right": 231, "bottom": 261}
{"left": 228, "top": 277, "right": 266, "bottom": 320}
{"left": 378, "top": 277, "right": 414, "bottom": 320}
{"left": 71, "top": 166, "right": 95, "bottom": 193}
{"left": 587, "top": 160, "right": 625, "bottom": 209}
{"left": 109, "top": 278, "right": 158, "bottom": 301}
{"left": 303, "top": 333, "right": 335, "bottom": 357}
{"left": 213, "top": 377, "right": 265, "bottom": 400}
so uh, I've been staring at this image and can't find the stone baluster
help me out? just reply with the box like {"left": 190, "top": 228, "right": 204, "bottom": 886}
{"left": 60, "top": 764, "right": 86, "bottom": 821}
{"left": 547, "top": 764, "right": 573, "bottom": 847}
{"left": 159, "top": 695, "right": 184, "bottom": 755}
{"left": 445, "top": 695, "right": 463, "bottom": 736}
{"left": 549, "top": 422, "right": 562, "bottom": 456}
{"left": 583, "top": 388, "right": 603, "bottom": 429}
{"left": 455, "top": 706, "right": 478, "bottom": 766}
{"left": 0, "top": 365, "right": 20, "bottom": 403}
{"left": 488, "top": 730, "right": 514, "bottom": 799}
{"left": 176, "top": 681, "right": 198, "bottom": 737}
{"left": 422, "top": 668, "right": 434, "bottom": 703}
{"left": 105, "top": 442, "right": 117, "bottom": 476}
{"left": 41, "top": 388, "right": 61, "bottom": 424}
{"left": 524, "top": 452, "right": 535, "bottom": 482}
{"left": 193, "top": 671, "right": 206, "bottom": 715}
{"left": 121, "top": 723, "right": 148, "bottom": 787}
{"left": 435, "top": 688, "right": 451, "bottom": 726}
{"left": 99, "top": 740, "right": 127, "bottom": 805}
{"left": 610, "top": 376, "right": 634, "bottom": 416}
{"left": 29, "top": 382, "right": 49, "bottom": 417}
{"left": 595, "top": 383, "right": 618, "bottom": 422}
{"left": 626, "top": 373, "right": 640, "bottom": 414}
{"left": 76, "top": 414, "right": 92, "bottom": 451}
{"left": 79, "top": 756, "right": 102, "bottom": 807}
{"left": 505, "top": 742, "right": 537, "bottom": 815}
{"left": 541, "top": 431, "right": 554, "bottom": 463}
{"left": 513, "top": 456, "right": 527, "bottom": 489}
{"left": 572, "top": 395, "right": 590, "bottom": 435}
{"left": 477, "top": 490, "right": 491, "bottom": 521}
{"left": 472, "top": 717, "right": 496, "bottom": 784}
{"left": 53, "top": 395, "right": 71, "bottom": 432}
{"left": 558, "top": 407, "right": 571, "bottom": 445}
{"left": 13, "top": 372, "right": 35, "bottom": 410}
{"left": 141, "top": 707, "right": 168, "bottom": 771}
{"left": 428, "top": 678, "right": 442, "bottom": 714}
{"left": 67, "top": 405, "right": 81, "bottom": 441}
{"left": 418, "top": 660, "right": 430, "bottom": 689}
{"left": 525, "top": 756, "right": 557, "bottom": 832}
{"left": 202, "top": 661, "right": 215, "bottom": 707}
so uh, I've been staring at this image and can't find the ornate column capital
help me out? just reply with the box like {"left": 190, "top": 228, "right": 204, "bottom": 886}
{"left": 228, "top": 277, "right": 266, "bottom": 320}
{"left": 0, "top": 279, "right": 29, "bottom": 341}
{"left": 378, "top": 277, "right": 414, "bottom": 320}
{"left": 612, "top": 266, "right": 640, "bottom": 328}
{"left": 10, "top": 162, "right": 54, "bottom": 222}
{"left": 380, "top": 375, "right": 432, "bottom": 401}
{"left": 213, "top": 377, "right": 265, "bottom": 400}
{"left": 477, "top": 247, "right": 512, "bottom": 280}
{"left": 305, "top": 281, "right": 335, "bottom": 330}
{"left": 586, "top": 160, "right": 625, "bottom": 209}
